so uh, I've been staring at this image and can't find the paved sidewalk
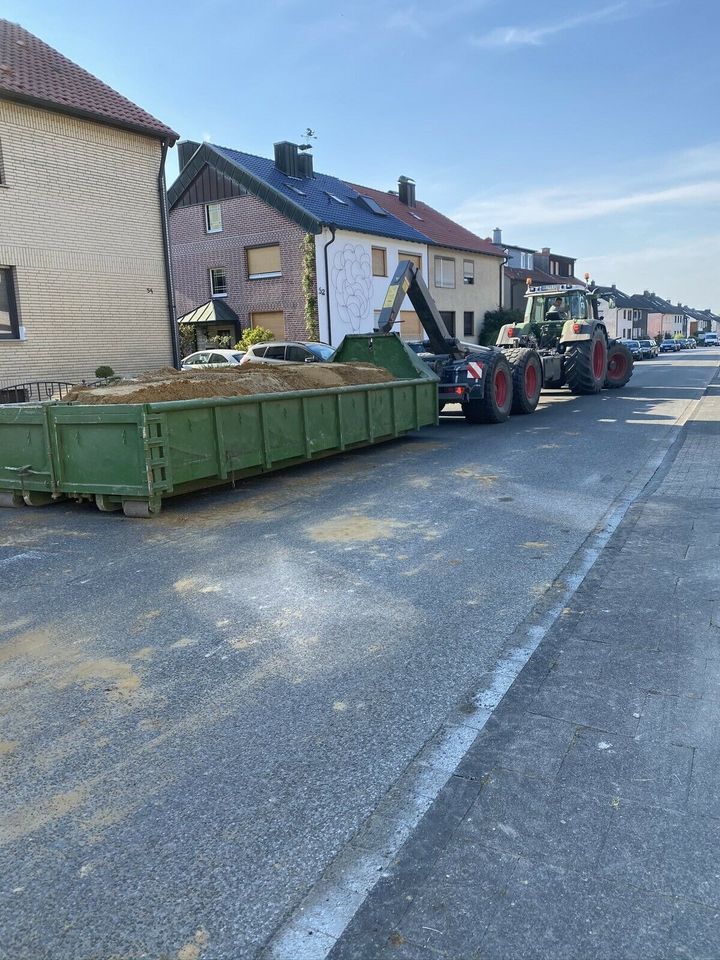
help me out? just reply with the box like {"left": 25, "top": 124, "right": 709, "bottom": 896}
{"left": 328, "top": 381, "right": 720, "bottom": 959}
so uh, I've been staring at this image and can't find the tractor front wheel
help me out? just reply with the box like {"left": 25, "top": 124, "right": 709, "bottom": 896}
{"left": 506, "top": 347, "right": 542, "bottom": 415}
{"left": 462, "top": 352, "right": 513, "bottom": 424}
{"left": 604, "top": 341, "right": 633, "bottom": 389}
{"left": 564, "top": 328, "right": 607, "bottom": 395}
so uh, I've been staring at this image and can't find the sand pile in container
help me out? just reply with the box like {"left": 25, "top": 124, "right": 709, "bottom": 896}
{"left": 65, "top": 362, "right": 397, "bottom": 405}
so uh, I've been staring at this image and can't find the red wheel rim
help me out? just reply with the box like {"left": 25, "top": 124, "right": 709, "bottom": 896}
{"left": 525, "top": 361, "right": 538, "bottom": 397}
{"left": 495, "top": 367, "right": 508, "bottom": 407}
{"left": 592, "top": 339, "right": 605, "bottom": 379}
{"left": 607, "top": 352, "right": 627, "bottom": 381}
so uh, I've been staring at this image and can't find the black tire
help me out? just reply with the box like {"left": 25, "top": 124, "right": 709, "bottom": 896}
{"left": 604, "top": 342, "right": 633, "bottom": 389}
{"left": 505, "top": 347, "right": 542, "bottom": 415}
{"left": 564, "top": 327, "right": 607, "bottom": 395}
{"left": 462, "top": 352, "right": 513, "bottom": 424}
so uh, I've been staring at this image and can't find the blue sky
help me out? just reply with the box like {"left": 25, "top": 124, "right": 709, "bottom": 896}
{"left": 6, "top": 0, "right": 719, "bottom": 309}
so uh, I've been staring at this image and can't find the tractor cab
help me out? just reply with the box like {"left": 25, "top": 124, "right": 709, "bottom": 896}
{"left": 496, "top": 283, "right": 600, "bottom": 350}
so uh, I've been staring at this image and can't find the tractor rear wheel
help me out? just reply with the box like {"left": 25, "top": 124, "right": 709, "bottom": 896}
{"left": 506, "top": 348, "right": 542, "bottom": 415}
{"left": 604, "top": 341, "right": 633, "bottom": 389}
{"left": 564, "top": 328, "right": 607, "bottom": 395}
{"left": 462, "top": 352, "right": 513, "bottom": 424}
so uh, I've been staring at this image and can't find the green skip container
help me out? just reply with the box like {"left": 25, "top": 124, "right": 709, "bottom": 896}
{"left": 0, "top": 334, "right": 438, "bottom": 517}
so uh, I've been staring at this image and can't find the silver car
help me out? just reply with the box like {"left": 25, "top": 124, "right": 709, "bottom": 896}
{"left": 240, "top": 341, "right": 335, "bottom": 365}
{"left": 181, "top": 349, "right": 245, "bottom": 370}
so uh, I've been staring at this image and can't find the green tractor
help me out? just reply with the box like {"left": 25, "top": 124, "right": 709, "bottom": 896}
{"left": 495, "top": 280, "right": 633, "bottom": 396}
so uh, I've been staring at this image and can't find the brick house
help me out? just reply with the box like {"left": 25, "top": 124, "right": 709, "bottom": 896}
{"left": 168, "top": 140, "right": 503, "bottom": 348}
{"left": 0, "top": 20, "right": 178, "bottom": 389}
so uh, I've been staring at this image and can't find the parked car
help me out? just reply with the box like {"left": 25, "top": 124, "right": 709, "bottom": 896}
{"left": 181, "top": 349, "right": 245, "bottom": 370}
{"left": 701, "top": 333, "right": 719, "bottom": 346}
{"left": 659, "top": 339, "right": 680, "bottom": 353}
{"left": 686, "top": 338, "right": 697, "bottom": 349}
{"left": 621, "top": 339, "right": 643, "bottom": 360}
{"left": 638, "top": 339, "right": 657, "bottom": 359}
{"left": 240, "top": 341, "right": 335, "bottom": 364}
{"left": 677, "top": 339, "right": 690, "bottom": 350}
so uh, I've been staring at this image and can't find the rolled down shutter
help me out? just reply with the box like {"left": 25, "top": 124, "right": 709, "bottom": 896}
{"left": 250, "top": 311, "right": 285, "bottom": 338}
{"left": 247, "top": 245, "right": 281, "bottom": 277}
{"left": 398, "top": 310, "right": 423, "bottom": 339}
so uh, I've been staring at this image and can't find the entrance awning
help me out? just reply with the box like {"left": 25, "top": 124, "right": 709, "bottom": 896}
{"left": 177, "top": 299, "right": 241, "bottom": 334}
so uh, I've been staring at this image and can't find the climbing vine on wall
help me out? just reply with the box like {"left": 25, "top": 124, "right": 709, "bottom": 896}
{"left": 301, "top": 233, "right": 319, "bottom": 341}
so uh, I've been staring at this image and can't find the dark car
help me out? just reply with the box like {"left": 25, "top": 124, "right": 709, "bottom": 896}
{"left": 622, "top": 339, "right": 643, "bottom": 360}
{"left": 660, "top": 339, "right": 679, "bottom": 353}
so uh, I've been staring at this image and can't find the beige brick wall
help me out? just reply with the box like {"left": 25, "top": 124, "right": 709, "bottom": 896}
{"left": 0, "top": 99, "right": 174, "bottom": 385}
{"left": 430, "top": 247, "right": 502, "bottom": 341}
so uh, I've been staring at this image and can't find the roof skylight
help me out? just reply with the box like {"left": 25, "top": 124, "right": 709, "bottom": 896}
{"left": 284, "top": 183, "right": 307, "bottom": 196}
{"left": 323, "top": 190, "right": 348, "bottom": 205}
{"left": 409, "top": 212, "right": 424, "bottom": 221}
{"left": 356, "top": 195, "right": 388, "bottom": 216}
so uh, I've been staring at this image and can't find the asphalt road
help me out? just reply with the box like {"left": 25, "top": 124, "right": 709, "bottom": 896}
{"left": 1, "top": 348, "right": 718, "bottom": 960}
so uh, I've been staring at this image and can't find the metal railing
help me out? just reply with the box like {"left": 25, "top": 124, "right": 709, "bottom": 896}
{"left": 0, "top": 380, "right": 77, "bottom": 404}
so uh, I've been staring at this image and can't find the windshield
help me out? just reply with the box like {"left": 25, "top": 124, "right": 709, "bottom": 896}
{"left": 525, "top": 291, "right": 588, "bottom": 324}
{"left": 627, "top": 341, "right": 640, "bottom": 348}
{"left": 307, "top": 344, "right": 335, "bottom": 360}
{"left": 640, "top": 340, "right": 651, "bottom": 347}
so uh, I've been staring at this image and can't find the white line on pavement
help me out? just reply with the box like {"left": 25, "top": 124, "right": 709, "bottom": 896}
{"left": 262, "top": 389, "right": 704, "bottom": 960}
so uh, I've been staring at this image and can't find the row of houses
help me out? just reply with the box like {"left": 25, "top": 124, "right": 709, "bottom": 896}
{"left": 0, "top": 19, "right": 717, "bottom": 389}
{"left": 594, "top": 287, "right": 719, "bottom": 341}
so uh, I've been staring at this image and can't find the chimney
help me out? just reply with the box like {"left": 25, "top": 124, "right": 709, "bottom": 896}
{"left": 297, "top": 151, "right": 314, "bottom": 178}
{"left": 398, "top": 176, "right": 416, "bottom": 207}
{"left": 492, "top": 227, "right": 502, "bottom": 245}
{"left": 177, "top": 140, "right": 201, "bottom": 170}
{"left": 643, "top": 290, "right": 650, "bottom": 297}
{"left": 611, "top": 283, "right": 616, "bottom": 289}
{"left": 273, "top": 141, "right": 300, "bottom": 177}
{"left": 542, "top": 247, "right": 550, "bottom": 254}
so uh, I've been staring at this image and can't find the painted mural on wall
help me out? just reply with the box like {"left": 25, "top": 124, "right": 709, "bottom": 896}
{"left": 331, "top": 243, "right": 372, "bottom": 333}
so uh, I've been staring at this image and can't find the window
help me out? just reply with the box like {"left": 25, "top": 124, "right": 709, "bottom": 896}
{"left": 209, "top": 352, "right": 230, "bottom": 365}
{"left": 399, "top": 252, "right": 422, "bottom": 273}
{"left": 372, "top": 247, "right": 387, "bottom": 277}
{"left": 210, "top": 268, "right": 227, "bottom": 298}
{"left": 357, "top": 195, "right": 388, "bottom": 216}
{"left": 463, "top": 311, "right": 474, "bottom": 336}
{"left": 0, "top": 267, "right": 20, "bottom": 339}
{"left": 287, "top": 345, "right": 313, "bottom": 362}
{"left": 463, "top": 260, "right": 474, "bottom": 285}
{"left": 264, "top": 345, "right": 287, "bottom": 360}
{"left": 247, "top": 245, "right": 281, "bottom": 279}
{"left": 205, "top": 203, "right": 222, "bottom": 233}
{"left": 434, "top": 257, "right": 455, "bottom": 289}
{"left": 250, "top": 311, "right": 285, "bottom": 338}
{"left": 520, "top": 252, "right": 534, "bottom": 270}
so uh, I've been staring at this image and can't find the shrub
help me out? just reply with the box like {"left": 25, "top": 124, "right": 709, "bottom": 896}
{"left": 236, "top": 326, "right": 275, "bottom": 351}
{"left": 94, "top": 365, "right": 115, "bottom": 379}
{"left": 478, "top": 308, "right": 524, "bottom": 346}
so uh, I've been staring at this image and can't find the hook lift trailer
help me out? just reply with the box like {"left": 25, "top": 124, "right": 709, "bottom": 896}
{"left": 377, "top": 261, "right": 633, "bottom": 423}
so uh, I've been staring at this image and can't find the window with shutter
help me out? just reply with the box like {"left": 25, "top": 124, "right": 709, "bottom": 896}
{"left": 247, "top": 245, "right": 282, "bottom": 279}
{"left": 371, "top": 247, "right": 387, "bottom": 277}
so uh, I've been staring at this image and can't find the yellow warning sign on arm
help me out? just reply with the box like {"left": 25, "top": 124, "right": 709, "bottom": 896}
{"left": 383, "top": 285, "right": 399, "bottom": 308}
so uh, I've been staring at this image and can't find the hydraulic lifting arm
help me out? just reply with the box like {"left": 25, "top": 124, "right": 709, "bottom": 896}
{"left": 376, "top": 260, "right": 463, "bottom": 360}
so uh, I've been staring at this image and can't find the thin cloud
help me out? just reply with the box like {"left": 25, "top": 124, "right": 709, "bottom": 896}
{"left": 453, "top": 173, "right": 720, "bottom": 230}
{"left": 470, "top": 2, "right": 632, "bottom": 48}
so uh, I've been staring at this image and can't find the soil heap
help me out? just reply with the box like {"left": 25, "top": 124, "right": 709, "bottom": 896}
{"left": 65, "top": 362, "right": 397, "bottom": 405}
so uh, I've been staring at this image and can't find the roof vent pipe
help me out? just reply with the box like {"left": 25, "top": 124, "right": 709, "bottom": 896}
{"left": 492, "top": 227, "right": 502, "bottom": 245}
